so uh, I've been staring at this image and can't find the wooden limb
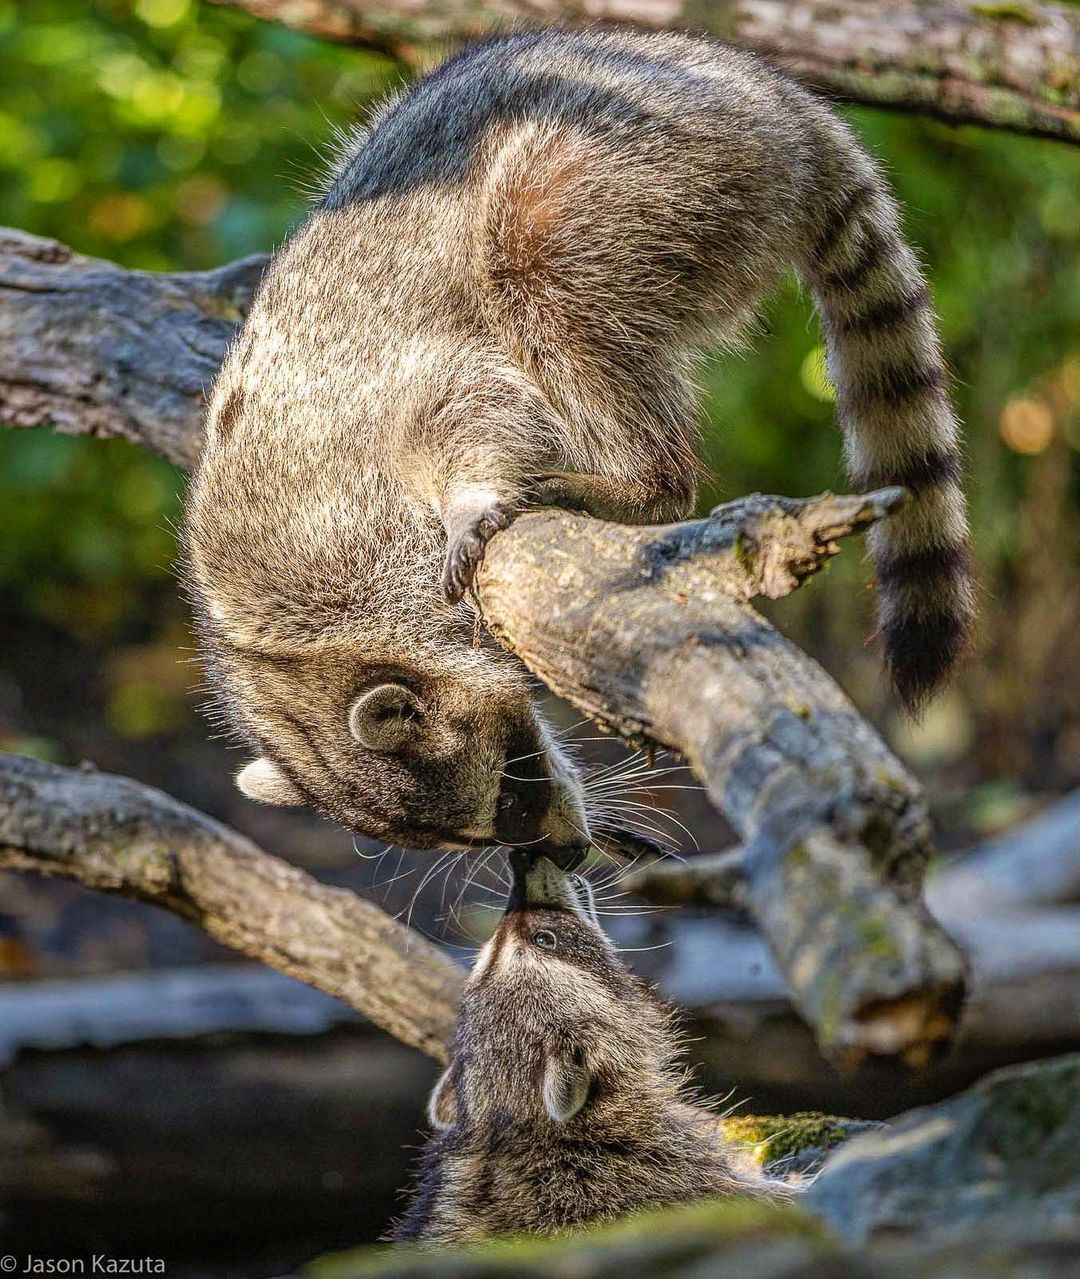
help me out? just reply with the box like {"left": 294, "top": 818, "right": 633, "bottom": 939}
{"left": 0, "top": 753, "right": 463, "bottom": 1062}
{"left": 625, "top": 847, "right": 750, "bottom": 912}
{"left": 476, "top": 501, "right": 966, "bottom": 1065}
{"left": 209, "top": 0, "right": 1080, "bottom": 145}
{"left": 628, "top": 787, "right": 1080, "bottom": 915}
{"left": 0, "top": 228, "right": 265, "bottom": 469}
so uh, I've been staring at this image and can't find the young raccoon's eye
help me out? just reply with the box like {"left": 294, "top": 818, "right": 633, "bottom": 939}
{"left": 531, "top": 930, "right": 557, "bottom": 950}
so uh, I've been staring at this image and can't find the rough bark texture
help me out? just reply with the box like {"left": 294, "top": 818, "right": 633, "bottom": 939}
{"left": 476, "top": 502, "right": 966, "bottom": 1062}
{"left": 0, "top": 228, "right": 265, "bottom": 469}
{"left": 0, "top": 229, "right": 967, "bottom": 1062}
{"left": 0, "top": 753, "right": 463, "bottom": 1062}
{"left": 211, "top": 0, "right": 1080, "bottom": 144}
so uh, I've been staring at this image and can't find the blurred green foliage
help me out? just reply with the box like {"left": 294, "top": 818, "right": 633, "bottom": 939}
{"left": 0, "top": 0, "right": 1078, "bottom": 793}
{"left": 0, "top": 0, "right": 396, "bottom": 647}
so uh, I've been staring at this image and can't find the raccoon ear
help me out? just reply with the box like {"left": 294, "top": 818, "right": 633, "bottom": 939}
{"left": 542, "top": 1052, "right": 591, "bottom": 1123}
{"left": 427, "top": 1067, "right": 458, "bottom": 1131}
{"left": 235, "top": 757, "right": 304, "bottom": 807}
{"left": 348, "top": 684, "right": 424, "bottom": 752}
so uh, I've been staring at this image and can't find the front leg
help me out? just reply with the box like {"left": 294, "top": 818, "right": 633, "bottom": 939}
{"left": 440, "top": 472, "right": 694, "bottom": 604}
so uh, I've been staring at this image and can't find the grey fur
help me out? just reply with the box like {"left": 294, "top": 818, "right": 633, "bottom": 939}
{"left": 183, "top": 26, "right": 974, "bottom": 849}
{"left": 392, "top": 854, "right": 784, "bottom": 1243}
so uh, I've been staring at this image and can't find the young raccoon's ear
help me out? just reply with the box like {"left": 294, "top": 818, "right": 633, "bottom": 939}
{"left": 235, "top": 757, "right": 304, "bottom": 807}
{"left": 542, "top": 1050, "right": 591, "bottom": 1123}
{"left": 427, "top": 1066, "right": 458, "bottom": 1131}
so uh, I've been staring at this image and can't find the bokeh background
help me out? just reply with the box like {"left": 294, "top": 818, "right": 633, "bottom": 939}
{"left": 1, "top": 0, "right": 1078, "bottom": 1271}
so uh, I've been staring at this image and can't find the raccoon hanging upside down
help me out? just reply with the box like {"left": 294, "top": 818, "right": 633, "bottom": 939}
{"left": 393, "top": 853, "right": 786, "bottom": 1243}
{"left": 183, "top": 26, "right": 975, "bottom": 858}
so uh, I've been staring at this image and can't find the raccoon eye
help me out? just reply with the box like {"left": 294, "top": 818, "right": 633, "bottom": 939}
{"left": 531, "top": 930, "right": 557, "bottom": 950}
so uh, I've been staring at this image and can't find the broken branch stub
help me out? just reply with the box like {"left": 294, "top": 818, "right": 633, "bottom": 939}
{"left": 476, "top": 494, "right": 967, "bottom": 1064}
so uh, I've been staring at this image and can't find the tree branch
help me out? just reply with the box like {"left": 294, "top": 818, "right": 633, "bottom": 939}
{"left": 0, "top": 753, "right": 463, "bottom": 1062}
{"left": 626, "top": 787, "right": 1080, "bottom": 916}
{"left": 0, "top": 229, "right": 966, "bottom": 1064}
{"left": 0, "top": 228, "right": 264, "bottom": 469}
{"left": 209, "top": 0, "right": 1080, "bottom": 144}
{"left": 475, "top": 501, "right": 965, "bottom": 1065}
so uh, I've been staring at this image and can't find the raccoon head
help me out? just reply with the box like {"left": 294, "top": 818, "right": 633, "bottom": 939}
{"left": 183, "top": 367, "right": 591, "bottom": 862}
{"left": 202, "top": 638, "right": 591, "bottom": 859}
{"left": 430, "top": 853, "right": 665, "bottom": 1131}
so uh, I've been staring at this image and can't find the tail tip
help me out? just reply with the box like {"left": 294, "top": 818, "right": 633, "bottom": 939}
{"left": 884, "top": 608, "right": 974, "bottom": 716}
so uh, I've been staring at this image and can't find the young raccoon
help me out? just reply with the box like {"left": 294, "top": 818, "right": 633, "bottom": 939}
{"left": 393, "top": 853, "right": 783, "bottom": 1243}
{"left": 183, "top": 26, "right": 974, "bottom": 855}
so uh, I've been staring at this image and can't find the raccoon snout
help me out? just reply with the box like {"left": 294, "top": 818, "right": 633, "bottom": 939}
{"left": 494, "top": 776, "right": 552, "bottom": 845}
{"left": 495, "top": 765, "right": 589, "bottom": 861}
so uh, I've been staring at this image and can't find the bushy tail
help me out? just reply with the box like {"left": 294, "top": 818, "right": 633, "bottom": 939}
{"left": 799, "top": 147, "right": 977, "bottom": 712}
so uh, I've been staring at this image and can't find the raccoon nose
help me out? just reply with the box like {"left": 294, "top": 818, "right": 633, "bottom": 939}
{"left": 494, "top": 780, "right": 551, "bottom": 845}
{"left": 532, "top": 839, "right": 589, "bottom": 872}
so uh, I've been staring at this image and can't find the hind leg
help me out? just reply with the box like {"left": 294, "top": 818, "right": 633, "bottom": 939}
{"left": 441, "top": 471, "right": 694, "bottom": 604}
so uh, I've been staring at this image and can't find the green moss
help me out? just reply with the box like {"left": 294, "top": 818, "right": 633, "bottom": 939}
{"left": 721, "top": 1113, "right": 863, "bottom": 1165}
{"left": 305, "top": 1196, "right": 820, "bottom": 1279}
{"left": 970, "top": 2, "right": 1041, "bottom": 24}
{"left": 733, "top": 529, "right": 755, "bottom": 576}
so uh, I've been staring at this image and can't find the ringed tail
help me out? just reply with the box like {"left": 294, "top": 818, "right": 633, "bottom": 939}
{"left": 799, "top": 146, "right": 977, "bottom": 713}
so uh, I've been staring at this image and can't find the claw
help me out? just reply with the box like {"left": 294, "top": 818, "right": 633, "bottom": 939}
{"left": 442, "top": 502, "right": 517, "bottom": 603}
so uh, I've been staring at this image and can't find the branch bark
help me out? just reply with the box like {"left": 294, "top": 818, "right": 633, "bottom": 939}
{"left": 0, "top": 228, "right": 966, "bottom": 1063}
{"left": 210, "top": 0, "right": 1080, "bottom": 144}
{"left": 476, "top": 500, "right": 965, "bottom": 1064}
{"left": 0, "top": 228, "right": 264, "bottom": 469}
{"left": 0, "top": 753, "right": 463, "bottom": 1062}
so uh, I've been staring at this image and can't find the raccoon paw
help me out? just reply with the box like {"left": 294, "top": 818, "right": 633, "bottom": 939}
{"left": 442, "top": 502, "right": 518, "bottom": 603}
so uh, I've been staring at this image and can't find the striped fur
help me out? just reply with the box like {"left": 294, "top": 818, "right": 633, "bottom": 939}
{"left": 796, "top": 127, "right": 976, "bottom": 708}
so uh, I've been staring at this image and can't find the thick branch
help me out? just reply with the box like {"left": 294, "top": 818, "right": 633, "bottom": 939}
{"left": 0, "top": 231, "right": 965, "bottom": 1063}
{"left": 0, "top": 229, "right": 264, "bottom": 468}
{"left": 475, "top": 501, "right": 966, "bottom": 1064}
{"left": 0, "top": 753, "right": 463, "bottom": 1062}
{"left": 211, "top": 0, "right": 1080, "bottom": 144}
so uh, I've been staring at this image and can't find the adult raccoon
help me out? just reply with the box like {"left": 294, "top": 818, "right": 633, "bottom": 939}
{"left": 393, "top": 853, "right": 786, "bottom": 1242}
{"left": 183, "top": 26, "right": 974, "bottom": 855}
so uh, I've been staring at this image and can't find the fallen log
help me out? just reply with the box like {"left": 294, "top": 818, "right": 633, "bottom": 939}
{"left": 0, "top": 227, "right": 966, "bottom": 1063}
{"left": 930, "top": 789, "right": 1080, "bottom": 915}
